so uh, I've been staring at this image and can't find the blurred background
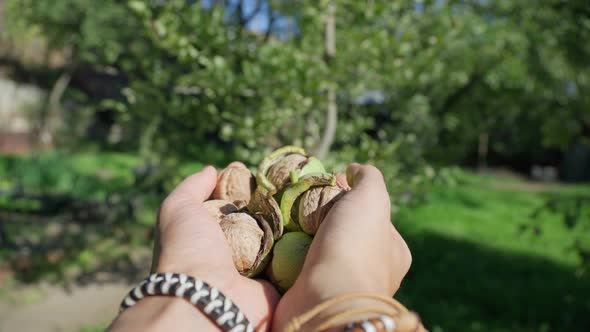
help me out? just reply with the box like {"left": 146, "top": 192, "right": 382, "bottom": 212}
{"left": 0, "top": 0, "right": 589, "bottom": 331}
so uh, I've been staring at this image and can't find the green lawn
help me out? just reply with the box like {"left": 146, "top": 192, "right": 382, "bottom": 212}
{"left": 396, "top": 171, "right": 590, "bottom": 332}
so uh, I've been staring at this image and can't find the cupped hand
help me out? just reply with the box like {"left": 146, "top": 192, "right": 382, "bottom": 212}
{"left": 273, "top": 164, "right": 412, "bottom": 330}
{"left": 153, "top": 163, "right": 280, "bottom": 330}
{"left": 133, "top": 163, "right": 279, "bottom": 331}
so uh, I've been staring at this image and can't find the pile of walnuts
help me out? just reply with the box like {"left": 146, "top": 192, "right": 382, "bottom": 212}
{"left": 203, "top": 146, "right": 349, "bottom": 292}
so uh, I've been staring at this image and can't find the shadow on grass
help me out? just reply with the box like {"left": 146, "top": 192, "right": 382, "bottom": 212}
{"left": 397, "top": 231, "right": 590, "bottom": 332}
{"left": 2, "top": 212, "right": 152, "bottom": 287}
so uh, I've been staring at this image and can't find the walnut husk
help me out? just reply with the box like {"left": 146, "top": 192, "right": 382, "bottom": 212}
{"left": 266, "top": 154, "right": 307, "bottom": 192}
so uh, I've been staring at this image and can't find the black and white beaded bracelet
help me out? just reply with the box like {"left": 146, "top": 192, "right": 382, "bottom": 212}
{"left": 119, "top": 273, "right": 254, "bottom": 332}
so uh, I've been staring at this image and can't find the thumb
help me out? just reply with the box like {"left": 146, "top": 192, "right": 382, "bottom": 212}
{"left": 309, "top": 163, "right": 392, "bottom": 255}
{"left": 169, "top": 165, "right": 217, "bottom": 202}
{"left": 153, "top": 166, "right": 235, "bottom": 277}
{"left": 326, "top": 163, "right": 391, "bottom": 226}
{"left": 158, "top": 165, "right": 218, "bottom": 230}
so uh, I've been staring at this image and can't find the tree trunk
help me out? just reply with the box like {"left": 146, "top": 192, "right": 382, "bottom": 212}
{"left": 478, "top": 131, "right": 489, "bottom": 171}
{"left": 315, "top": 3, "right": 337, "bottom": 159}
{"left": 36, "top": 69, "right": 72, "bottom": 148}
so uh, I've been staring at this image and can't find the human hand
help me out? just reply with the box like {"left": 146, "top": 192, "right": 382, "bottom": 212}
{"left": 273, "top": 164, "right": 412, "bottom": 330}
{"left": 110, "top": 163, "right": 280, "bottom": 332}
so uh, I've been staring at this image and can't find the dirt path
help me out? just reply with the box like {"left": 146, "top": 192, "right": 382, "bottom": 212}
{"left": 480, "top": 168, "right": 565, "bottom": 192}
{"left": 0, "top": 280, "right": 136, "bottom": 332}
{"left": 0, "top": 251, "right": 150, "bottom": 332}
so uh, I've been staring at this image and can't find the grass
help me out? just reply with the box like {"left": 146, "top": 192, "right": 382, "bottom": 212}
{"left": 396, "top": 170, "right": 590, "bottom": 332}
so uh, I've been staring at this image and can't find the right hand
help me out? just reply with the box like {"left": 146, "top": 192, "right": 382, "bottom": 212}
{"left": 273, "top": 164, "right": 413, "bottom": 330}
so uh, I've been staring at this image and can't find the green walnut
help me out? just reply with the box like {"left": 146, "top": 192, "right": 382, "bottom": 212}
{"left": 267, "top": 231, "right": 313, "bottom": 292}
{"left": 257, "top": 146, "right": 326, "bottom": 195}
{"left": 279, "top": 174, "right": 337, "bottom": 232}
{"left": 202, "top": 147, "right": 350, "bottom": 293}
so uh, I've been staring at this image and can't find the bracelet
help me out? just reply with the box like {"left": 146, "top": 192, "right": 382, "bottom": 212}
{"left": 340, "top": 311, "right": 424, "bottom": 332}
{"left": 343, "top": 316, "right": 396, "bottom": 332}
{"left": 119, "top": 273, "right": 253, "bottom": 332}
{"left": 284, "top": 292, "right": 426, "bottom": 332}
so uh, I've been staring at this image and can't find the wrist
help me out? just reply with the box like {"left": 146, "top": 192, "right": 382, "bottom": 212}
{"left": 153, "top": 262, "right": 239, "bottom": 299}
{"left": 110, "top": 296, "right": 218, "bottom": 332}
{"left": 297, "top": 263, "right": 391, "bottom": 303}
{"left": 314, "top": 298, "right": 394, "bottom": 332}
{"left": 276, "top": 265, "right": 392, "bottom": 331}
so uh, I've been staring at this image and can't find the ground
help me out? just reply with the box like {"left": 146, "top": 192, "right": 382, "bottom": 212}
{"left": 0, "top": 158, "right": 588, "bottom": 332}
{"left": 0, "top": 280, "right": 135, "bottom": 332}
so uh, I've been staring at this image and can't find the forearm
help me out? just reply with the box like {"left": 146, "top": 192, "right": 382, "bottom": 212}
{"left": 108, "top": 296, "right": 219, "bottom": 332}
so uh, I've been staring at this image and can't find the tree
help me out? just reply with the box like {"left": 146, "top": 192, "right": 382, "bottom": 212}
{"left": 5, "top": 0, "right": 590, "bottom": 176}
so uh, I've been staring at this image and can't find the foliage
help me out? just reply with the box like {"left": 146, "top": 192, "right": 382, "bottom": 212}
{"left": 397, "top": 170, "right": 590, "bottom": 332}
{"left": 6, "top": 0, "right": 589, "bottom": 174}
{"left": 527, "top": 191, "right": 590, "bottom": 275}
{"left": 2, "top": 3, "right": 590, "bottom": 330}
{"left": 0, "top": 152, "right": 157, "bottom": 283}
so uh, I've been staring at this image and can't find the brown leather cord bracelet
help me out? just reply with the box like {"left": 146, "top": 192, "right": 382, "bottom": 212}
{"left": 283, "top": 292, "right": 427, "bottom": 332}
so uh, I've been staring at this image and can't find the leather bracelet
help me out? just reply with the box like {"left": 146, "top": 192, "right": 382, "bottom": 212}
{"left": 284, "top": 292, "right": 426, "bottom": 332}
{"left": 119, "top": 273, "right": 253, "bottom": 332}
{"left": 342, "top": 315, "right": 397, "bottom": 332}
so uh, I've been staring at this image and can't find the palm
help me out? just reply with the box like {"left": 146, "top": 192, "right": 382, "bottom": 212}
{"left": 179, "top": 218, "right": 279, "bottom": 330}
{"left": 154, "top": 166, "right": 279, "bottom": 331}
{"left": 233, "top": 277, "right": 280, "bottom": 330}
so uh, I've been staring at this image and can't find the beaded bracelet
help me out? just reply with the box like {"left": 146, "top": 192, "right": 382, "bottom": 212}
{"left": 119, "top": 273, "right": 253, "bottom": 332}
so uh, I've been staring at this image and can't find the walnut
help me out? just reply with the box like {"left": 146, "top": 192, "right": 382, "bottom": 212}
{"left": 220, "top": 213, "right": 264, "bottom": 274}
{"left": 298, "top": 185, "right": 346, "bottom": 235}
{"left": 266, "top": 154, "right": 307, "bottom": 191}
{"left": 256, "top": 146, "right": 326, "bottom": 194}
{"left": 203, "top": 199, "right": 238, "bottom": 223}
{"left": 213, "top": 165, "right": 255, "bottom": 209}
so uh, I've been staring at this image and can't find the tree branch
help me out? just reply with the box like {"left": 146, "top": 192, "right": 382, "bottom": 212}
{"left": 238, "top": 0, "right": 263, "bottom": 27}
{"left": 36, "top": 67, "right": 73, "bottom": 148}
{"left": 264, "top": 12, "right": 276, "bottom": 42}
{"left": 433, "top": 72, "right": 482, "bottom": 115}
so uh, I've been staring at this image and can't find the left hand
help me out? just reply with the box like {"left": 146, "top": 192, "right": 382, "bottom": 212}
{"left": 110, "top": 164, "right": 280, "bottom": 331}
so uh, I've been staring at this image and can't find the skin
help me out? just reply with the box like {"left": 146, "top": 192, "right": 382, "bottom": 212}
{"left": 273, "top": 164, "right": 412, "bottom": 330}
{"left": 109, "top": 162, "right": 280, "bottom": 332}
{"left": 108, "top": 163, "right": 411, "bottom": 332}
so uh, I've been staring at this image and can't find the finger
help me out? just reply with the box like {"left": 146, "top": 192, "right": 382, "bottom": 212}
{"left": 335, "top": 173, "right": 351, "bottom": 190}
{"left": 169, "top": 165, "right": 217, "bottom": 203}
{"left": 346, "top": 163, "right": 387, "bottom": 193}
{"left": 343, "top": 163, "right": 390, "bottom": 213}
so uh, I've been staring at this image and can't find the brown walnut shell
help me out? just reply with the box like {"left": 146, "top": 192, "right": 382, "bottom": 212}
{"left": 220, "top": 213, "right": 264, "bottom": 274}
{"left": 213, "top": 165, "right": 256, "bottom": 209}
{"left": 298, "top": 185, "right": 346, "bottom": 235}
{"left": 266, "top": 154, "right": 307, "bottom": 192}
{"left": 203, "top": 199, "right": 238, "bottom": 223}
